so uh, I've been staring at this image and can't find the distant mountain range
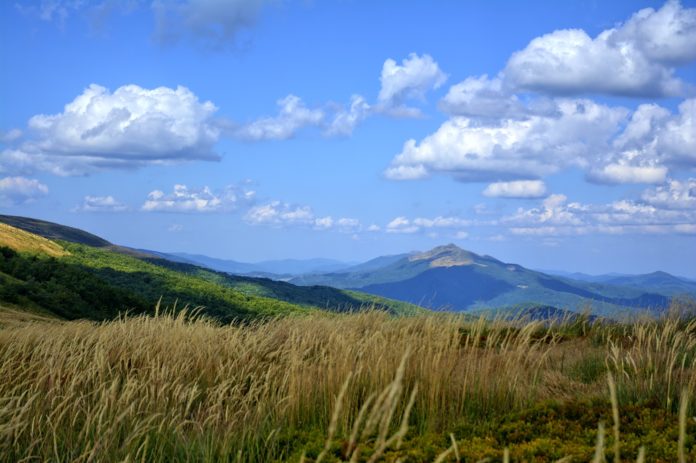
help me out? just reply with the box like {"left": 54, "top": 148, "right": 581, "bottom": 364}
{"left": 290, "top": 244, "right": 696, "bottom": 316}
{"left": 2, "top": 214, "right": 694, "bottom": 319}
{"left": 162, "top": 252, "right": 356, "bottom": 277}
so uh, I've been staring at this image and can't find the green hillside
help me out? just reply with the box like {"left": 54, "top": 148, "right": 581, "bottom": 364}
{"left": 0, "top": 217, "right": 420, "bottom": 321}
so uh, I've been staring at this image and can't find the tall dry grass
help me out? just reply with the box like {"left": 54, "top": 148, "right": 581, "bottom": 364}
{"left": 1, "top": 303, "right": 695, "bottom": 462}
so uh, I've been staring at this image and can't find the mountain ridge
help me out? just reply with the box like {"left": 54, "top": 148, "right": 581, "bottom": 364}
{"left": 291, "top": 243, "right": 693, "bottom": 316}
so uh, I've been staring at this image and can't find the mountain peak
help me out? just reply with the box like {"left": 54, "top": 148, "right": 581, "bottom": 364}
{"left": 409, "top": 243, "right": 478, "bottom": 268}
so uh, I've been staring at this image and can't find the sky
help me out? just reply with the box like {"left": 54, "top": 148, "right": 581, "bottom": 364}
{"left": 1, "top": 0, "right": 695, "bottom": 277}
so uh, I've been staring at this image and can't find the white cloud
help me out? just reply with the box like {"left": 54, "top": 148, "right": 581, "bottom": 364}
{"left": 386, "top": 99, "right": 626, "bottom": 182}
{"left": 325, "top": 95, "right": 371, "bottom": 136}
{"left": 74, "top": 195, "right": 128, "bottom": 212}
{"left": 386, "top": 215, "right": 469, "bottom": 234}
{"left": 377, "top": 53, "right": 447, "bottom": 116}
{"left": 152, "top": 0, "right": 272, "bottom": 49}
{"left": 386, "top": 216, "right": 420, "bottom": 234}
{"left": 612, "top": 0, "right": 696, "bottom": 65}
{"left": 505, "top": 187, "right": 696, "bottom": 236}
{"left": 142, "top": 184, "right": 255, "bottom": 213}
{"left": 234, "top": 95, "right": 324, "bottom": 141}
{"left": 1, "top": 84, "right": 219, "bottom": 176}
{"left": 244, "top": 201, "right": 361, "bottom": 232}
{"left": 439, "top": 75, "right": 558, "bottom": 119}
{"left": 0, "top": 129, "right": 22, "bottom": 143}
{"left": 587, "top": 98, "right": 696, "bottom": 183}
{"left": 245, "top": 202, "right": 312, "bottom": 225}
{"left": 483, "top": 180, "right": 547, "bottom": 198}
{"left": 507, "top": 194, "right": 585, "bottom": 227}
{"left": 587, "top": 164, "right": 668, "bottom": 184}
{"left": 0, "top": 176, "right": 48, "bottom": 205}
{"left": 503, "top": 1, "right": 696, "bottom": 97}
{"left": 313, "top": 216, "right": 334, "bottom": 230}
{"left": 336, "top": 217, "right": 360, "bottom": 230}
{"left": 390, "top": 92, "right": 696, "bottom": 185}
{"left": 641, "top": 178, "right": 696, "bottom": 210}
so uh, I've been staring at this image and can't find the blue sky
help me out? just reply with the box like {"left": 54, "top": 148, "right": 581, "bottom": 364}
{"left": 1, "top": 0, "right": 695, "bottom": 277}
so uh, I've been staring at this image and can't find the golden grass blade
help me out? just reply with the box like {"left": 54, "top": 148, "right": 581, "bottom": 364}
{"left": 678, "top": 388, "right": 689, "bottom": 463}
{"left": 608, "top": 372, "right": 620, "bottom": 463}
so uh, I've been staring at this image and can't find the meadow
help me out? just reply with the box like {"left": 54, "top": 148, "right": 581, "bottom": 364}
{"left": 1, "top": 302, "right": 695, "bottom": 462}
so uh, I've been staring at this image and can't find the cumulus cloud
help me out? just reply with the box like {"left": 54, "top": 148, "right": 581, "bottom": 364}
{"left": 386, "top": 215, "right": 469, "bottom": 234}
{"left": 0, "top": 176, "right": 48, "bottom": 205}
{"left": 0, "top": 129, "right": 22, "bottom": 143}
{"left": 74, "top": 195, "right": 128, "bottom": 212}
{"left": 385, "top": 216, "right": 420, "bottom": 234}
{"left": 386, "top": 99, "right": 626, "bottom": 182}
{"left": 506, "top": 194, "right": 586, "bottom": 227}
{"left": 587, "top": 164, "right": 668, "bottom": 185}
{"left": 234, "top": 95, "right": 324, "bottom": 141}
{"left": 425, "top": 3, "right": 696, "bottom": 186}
{"left": 439, "top": 75, "right": 558, "bottom": 119}
{"left": 1, "top": 84, "right": 219, "bottom": 176}
{"left": 142, "top": 184, "right": 255, "bottom": 213}
{"left": 504, "top": 188, "right": 696, "bottom": 236}
{"left": 503, "top": 1, "right": 696, "bottom": 97}
{"left": 325, "top": 95, "right": 371, "bottom": 136}
{"left": 641, "top": 178, "right": 696, "bottom": 209}
{"left": 390, "top": 93, "right": 696, "bottom": 185}
{"left": 245, "top": 201, "right": 313, "bottom": 224}
{"left": 377, "top": 53, "right": 447, "bottom": 116}
{"left": 152, "top": 0, "right": 271, "bottom": 49}
{"left": 587, "top": 98, "right": 695, "bottom": 183}
{"left": 244, "top": 201, "right": 361, "bottom": 232}
{"left": 483, "top": 180, "right": 547, "bottom": 198}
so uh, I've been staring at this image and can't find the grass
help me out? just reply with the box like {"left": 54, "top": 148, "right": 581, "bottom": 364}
{"left": 0, "top": 223, "right": 68, "bottom": 257}
{"left": 1, "top": 302, "right": 695, "bottom": 462}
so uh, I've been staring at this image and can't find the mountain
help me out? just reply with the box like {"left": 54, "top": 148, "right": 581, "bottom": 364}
{"left": 599, "top": 271, "right": 696, "bottom": 297}
{"left": 291, "top": 244, "right": 684, "bottom": 316}
{"left": 169, "top": 253, "right": 354, "bottom": 276}
{"left": 0, "top": 216, "right": 420, "bottom": 321}
{"left": 535, "top": 270, "right": 631, "bottom": 283}
{"left": 540, "top": 269, "right": 696, "bottom": 296}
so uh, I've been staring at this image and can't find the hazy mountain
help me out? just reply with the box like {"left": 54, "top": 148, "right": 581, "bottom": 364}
{"left": 536, "top": 270, "right": 630, "bottom": 283}
{"left": 292, "top": 244, "right": 682, "bottom": 316}
{"left": 599, "top": 271, "right": 696, "bottom": 297}
{"left": 541, "top": 269, "right": 696, "bottom": 296}
{"left": 171, "top": 253, "right": 355, "bottom": 276}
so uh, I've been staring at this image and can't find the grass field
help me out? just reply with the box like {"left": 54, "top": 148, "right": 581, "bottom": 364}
{"left": 1, "top": 302, "right": 695, "bottom": 462}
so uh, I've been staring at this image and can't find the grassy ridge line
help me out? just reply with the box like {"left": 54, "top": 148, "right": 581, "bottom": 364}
{"left": 1, "top": 306, "right": 695, "bottom": 462}
{"left": 0, "top": 214, "right": 111, "bottom": 247}
{"left": 0, "top": 223, "right": 68, "bottom": 257}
